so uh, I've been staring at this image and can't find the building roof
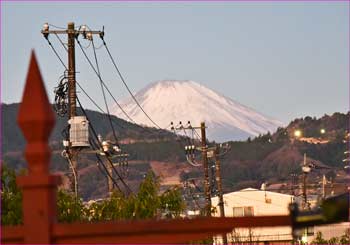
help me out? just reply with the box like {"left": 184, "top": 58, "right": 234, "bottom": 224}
{"left": 222, "top": 188, "right": 294, "bottom": 198}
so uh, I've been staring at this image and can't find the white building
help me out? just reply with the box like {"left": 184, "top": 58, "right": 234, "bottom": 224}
{"left": 211, "top": 188, "right": 294, "bottom": 244}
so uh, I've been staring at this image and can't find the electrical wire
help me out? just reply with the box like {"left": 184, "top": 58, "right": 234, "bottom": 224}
{"left": 51, "top": 34, "right": 126, "bottom": 133}
{"left": 101, "top": 39, "right": 162, "bottom": 129}
{"left": 189, "top": 186, "right": 203, "bottom": 210}
{"left": 182, "top": 127, "right": 193, "bottom": 146}
{"left": 77, "top": 95, "right": 133, "bottom": 195}
{"left": 193, "top": 129, "right": 202, "bottom": 142}
{"left": 76, "top": 81, "right": 104, "bottom": 113}
{"left": 44, "top": 37, "right": 67, "bottom": 70}
{"left": 80, "top": 40, "right": 92, "bottom": 49}
{"left": 48, "top": 23, "right": 66, "bottom": 29}
{"left": 54, "top": 33, "right": 68, "bottom": 52}
{"left": 44, "top": 28, "right": 177, "bottom": 195}
{"left": 76, "top": 37, "right": 136, "bottom": 124}
{"left": 90, "top": 138, "right": 123, "bottom": 193}
{"left": 77, "top": 95, "right": 130, "bottom": 190}
{"left": 91, "top": 39, "right": 119, "bottom": 146}
{"left": 51, "top": 30, "right": 179, "bottom": 139}
{"left": 76, "top": 81, "right": 126, "bottom": 131}
{"left": 45, "top": 36, "right": 172, "bottom": 145}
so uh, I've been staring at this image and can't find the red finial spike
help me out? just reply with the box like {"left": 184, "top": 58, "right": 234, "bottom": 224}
{"left": 17, "top": 51, "right": 55, "bottom": 174}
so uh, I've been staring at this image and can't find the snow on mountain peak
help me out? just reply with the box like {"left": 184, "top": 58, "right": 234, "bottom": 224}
{"left": 112, "top": 80, "right": 283, "bottom": 142}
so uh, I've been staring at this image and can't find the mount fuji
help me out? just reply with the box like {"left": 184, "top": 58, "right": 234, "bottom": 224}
{"left": 111, "top": 80, "right": 283, "bottom": 142}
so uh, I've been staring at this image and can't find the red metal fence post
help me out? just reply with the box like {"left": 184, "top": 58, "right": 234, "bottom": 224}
{"left": 16, "top": 51, "right": 61, "bottom": 244}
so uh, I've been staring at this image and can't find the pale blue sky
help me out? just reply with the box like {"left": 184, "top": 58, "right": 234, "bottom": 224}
{"left": 1, "top": 2, "right": 349, "bottom": 124}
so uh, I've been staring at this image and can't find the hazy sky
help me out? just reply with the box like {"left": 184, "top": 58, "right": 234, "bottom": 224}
{"left": 1, "top": 2, "right": 349, "bottom": 124}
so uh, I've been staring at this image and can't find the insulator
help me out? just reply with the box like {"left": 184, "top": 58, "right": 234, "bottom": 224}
{"left": 43, "top": 23, "right": 49, "bottom": 32}
{"left": 86, "top": 32, "right": 93, "bottom": 41}
{"left": 62, "top": 140, "right": 69, "bottom": 147}
{"left": 102, "top": 141, "right": 109, "bottom": 152}
{"left": 81, "top": 25, "right": 87, "bottom": 32}
{"left": 113, "top": 145, "right": 121, "bottom": 153}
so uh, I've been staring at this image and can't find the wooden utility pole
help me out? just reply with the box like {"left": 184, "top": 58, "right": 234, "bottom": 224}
{"left": 214, "top": 145, "right": 225, "bottom": 217}
{"left": 200, "top": 122, "right": 211, "bottom": 216}
{"left": 41, "top": 22, "right": 104, "bottom": 198}
{"left": 302, "top": 171, "right": 307, "bottom": 208}
{"left": 67, "top": 22, "right": 79, "bottom": 198}
{"left": 322, "top": 174, "right": 326, "bottom": 199}
{"left": 214, "top": 145, "right": 228, "bottom": 244}
{"left": 67, "top": 22, "right": 77, "bottom": 119}
{"left": 301, "top": 154, "right": 311, "bottom": 210}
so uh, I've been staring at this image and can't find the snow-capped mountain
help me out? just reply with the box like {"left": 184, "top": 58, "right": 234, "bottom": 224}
{"left": 112, "top": 80, "right": 283, "bottom": 142}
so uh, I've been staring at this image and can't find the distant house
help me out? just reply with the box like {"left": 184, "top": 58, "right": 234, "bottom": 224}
{"left": 211, "top": 188, "right": 294, "bottom": 244}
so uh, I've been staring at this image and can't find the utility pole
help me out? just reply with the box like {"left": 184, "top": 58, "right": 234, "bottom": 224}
{"left": 67, "top": 22, "right": 79, "bottom": 199}
{"left": 107, "top": 164, "right": 113, "bottom": 197}
{"left": 214, "top": 145, "right": 225, "bottom": 217}
{"left": 171, "top": 121, "right": 212, "bottom": 216}
{"left": 200, "top": 122, "right": 211, "bottom": 216}
{"left": 301, "top": 153, "right": 311, "bottom": 210}
{"left": 290, "top": 173, "right": 297, "bottom": 197}
{"left": 42, "top": 22, "right": 104, "bottom": 198}
{"left": 302, "top": 171, "right": 307, "bottom": 208}
{"left": 214, "top": 145, "right": 228, "bottom": 245}
{"left": 322, "top": 174, "right": 326, "bottom": 199}
{"left": 67, "top": 22, "right": 77, "bottom": 119}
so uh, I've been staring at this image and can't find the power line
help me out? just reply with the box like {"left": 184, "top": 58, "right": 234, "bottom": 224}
{"left": 76, "top": 81, "right": 126, "bottom": 131}
{"left": 43, "top": 37, "right": 67, "bottom": 70}
{"left": 76, "top": 37, "right": 136, "bottom": 124}
{"left": 48, "top": 23, "right": 66, "bottom": 30}
{"left": 77, "top": 96, "right": 133, "bottom": 195}
{"left": 47, "top": 37, "right": 173, "bottom": 142}
{"left": 101, "top": 39, "right": 162, "bottom": 129}
{"left": 91, "top": 39, "right": 119, "bottom": 146}
{"left": 76, "top": 81, "right": 104, "bottom": 113}
{"left": 43, "top": 23, "right": 132, "bottom": 196}
{"left": 49, "top": 28, "right": 177, "bottom": 139}
{"left": 54, "top": 33, "right": 68, "bottom": 52}
{"left": 50, "top": 34, "right": 126, "bottom": 132}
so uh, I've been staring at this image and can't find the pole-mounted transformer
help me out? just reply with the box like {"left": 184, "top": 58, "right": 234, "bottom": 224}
{"left": 68, "top": 116, "right": 89, "bottom": 147}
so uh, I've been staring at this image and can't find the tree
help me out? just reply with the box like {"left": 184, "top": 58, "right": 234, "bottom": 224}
{"left": 134, "top": 172, "right": 161, "bottom": 219}
{"left": 1, "top": 165, "right": 23, "bottom": 225}
{"left": 159, "top": 187, "right": 185, "bottom": 218}
{"left": 57, "top": 189, "right": 86, "bottom": 223}
{"left": 311, "top": 231, "right": 350, "bottom": 245}
{"left": 2, "top": 168, "right": 185, "bottom": 225}
{"left": 311, "top": 232, "right": 327, "bottom": 244}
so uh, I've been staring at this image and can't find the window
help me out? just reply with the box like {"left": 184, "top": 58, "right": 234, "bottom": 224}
{"left": 232, "top": 206, "right": 254, "bottom": 217}
{"left": 232, "top": 207, "right": 244, "bottom": 217}
{"left": 244, "top": 206, "right": 254, "bottom": 217}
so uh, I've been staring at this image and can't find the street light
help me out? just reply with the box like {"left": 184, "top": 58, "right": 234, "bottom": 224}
{"left": 320, "top": 128, "right": 326, "bottom": 134}
{"left": 294, "top": 129, "right": 302, "bottom": 138}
